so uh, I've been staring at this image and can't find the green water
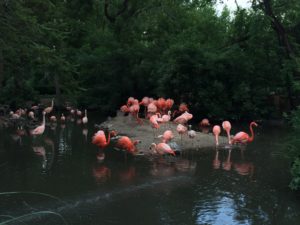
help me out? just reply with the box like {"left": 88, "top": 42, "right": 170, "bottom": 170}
{"left": 0, "top": 114, "right": 300, "bottom": 225}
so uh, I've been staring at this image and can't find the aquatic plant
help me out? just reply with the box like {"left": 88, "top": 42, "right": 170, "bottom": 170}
{"left": 0, "top": 211, "right": 68, "bottom": 225}
{"left": 0, "top": 191, "right": 68, "bottom": 206}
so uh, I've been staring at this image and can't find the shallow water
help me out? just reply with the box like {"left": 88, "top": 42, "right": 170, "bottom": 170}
{"left": 0, "top": 113, "right": 300, "bottom": 225}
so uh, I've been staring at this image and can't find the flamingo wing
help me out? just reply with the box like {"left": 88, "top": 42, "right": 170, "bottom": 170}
{"left": 116, "top": 136, "right": 135, "bottom": 153}
{"left": 92, "top": 131, "right": 107, "bottom": 148}
{"left": 232, "top": 132, "right": 249, "bottom": 143}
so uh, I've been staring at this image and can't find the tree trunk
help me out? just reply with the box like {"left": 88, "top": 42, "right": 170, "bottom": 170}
{"left": 0, "top": 50, "right": 3, "bottom": 88}
{"left": 260, "top": 0, "right": 296, "bottom": 109}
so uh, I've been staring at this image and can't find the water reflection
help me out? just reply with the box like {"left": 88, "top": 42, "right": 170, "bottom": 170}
{"left": 1, "top": 115, "right": 300, "bottom": 225}
{"left": 212, "top": 147, "right": 255, "bottom": 179}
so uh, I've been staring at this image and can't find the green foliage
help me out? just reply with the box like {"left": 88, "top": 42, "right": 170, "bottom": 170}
{"left": 290, "top": 157, "right": 300, "bottom": 190}
{"left": 0, "top": 0, "right": 299, "bottom": 117}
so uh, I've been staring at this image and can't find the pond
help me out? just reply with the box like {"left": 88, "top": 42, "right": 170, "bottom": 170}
{"left": 0, "top": 113, "right": 300, "bottom": 225}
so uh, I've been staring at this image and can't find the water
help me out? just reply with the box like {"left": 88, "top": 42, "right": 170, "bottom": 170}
{"left": 0, "top": 114, "right": 300, "bottom": 225}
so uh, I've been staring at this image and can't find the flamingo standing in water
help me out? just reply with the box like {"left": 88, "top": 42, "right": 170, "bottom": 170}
{"left": 150, "top": 142, "right": 176, "bottom": 156}
{"left": 31, "top": 111, "right": 46, "bottom": 135}
{"left": 222, "top": 120, "right": 232, "bottom": 144}
{"left": 231, "top": 122, "right": 258, "bottom": 144}
{"left": 158, "top": 130, "right": 174, "bottom": 143}
{"left": 212, "top": 125, "right": 221, "bottom": 146}
{"left": 92, "top": 130, "right": 115, "bottom": 149}
{"left": 115, "top": 136, "right": 141, "bottom": 154}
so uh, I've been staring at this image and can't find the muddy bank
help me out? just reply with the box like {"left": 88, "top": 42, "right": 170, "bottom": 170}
{"left": 98, "top": 111, "right": 228, "bottom": 153}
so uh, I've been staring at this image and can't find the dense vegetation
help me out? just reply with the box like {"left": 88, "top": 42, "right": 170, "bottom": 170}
{"left": 1, "top": 0, "right": 299, "bottom": 118}
{"left": 1, "top": 1, "right": 300, "bottom": 188}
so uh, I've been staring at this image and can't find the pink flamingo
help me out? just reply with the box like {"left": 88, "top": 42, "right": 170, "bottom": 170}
{"left": 115, "top": 136, "right": 141, "bottom": 154}
{"left": 28, "top": 111, "right": 34, "bottom": 119}
{"left": 92, "top": 130, "right": 115, "bottom": 149}
{"left": 161, "top": 110, "right": 171, "bottom": 127}
{"left": 82, "top": 109, "right": 88, "bottom": 124}
{"left": 188, "top": 125, "right": 196, "bottom": 145}
{"left": 147, "top": 102, "right": 157, "bottom": 118}
{"left": 60, "top": 113, "right": 66, "bottom": 122}
{"left": 150, "top": 142, "right": 176, "bottom": 156}
{"left": 212, "top": 125, "right": 221, "bottom": 146}
{"left": 44, "top": 99, "right": 54, "bottom": 114}
{"left": 158, "top": 130, "right": 174, "bottom": 143}
{"left": 176, "top": 124, "right": 187, "bottom": 142}
{"left": 231, "top": 122, "right": 258, "bottom": 144}
{"left": 129, "top": 103, "right": 142, "bottom": 124}
{"left": 222, "top": 120, "right": 232, "bottom": 144}
{"left": 127, "top": 97, "right": 135, "bottom": 106}
{"left": 139, "top": 96, "right": 150, "bottom": 117}
{"left": 165, "top": 98, "right": 174, "bottom": 112}
{"left": 172, "top": 103, "right": 189, "bottom": 118}
{"left": 200, "top": 118, "right": 210, "bottom": 126}
{"left": 150, "top": 113, "right": 160, "bottom": 137}
{"left": 50, "top": 115, "right": 57, "bottom": 122}
{"left": 120, "top": 105, "right": 129, "bottom": 114}
{"left": 31, "top": 112, "right": 46, "bottom": 135}
{"left": 174, "top": 111, "right": 193, "bottom": 125}
{"left": 156, "top": 98, "right": 166, "bottom": 114}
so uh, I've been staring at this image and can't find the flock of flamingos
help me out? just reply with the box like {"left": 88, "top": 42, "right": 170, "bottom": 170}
{"left": 93, "top": 97, "right": 258, "bottom": 155}
{"left": 7, "top": 96, "right": 258, "bottom": 156}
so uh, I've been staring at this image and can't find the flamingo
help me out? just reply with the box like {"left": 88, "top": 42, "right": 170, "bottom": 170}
{"left": 28, "top": 111, "right": 34, "bottom": 119}
{"left": 76, "top": 109, "right": 82, "bottom": 117}
{"left": 231, "top": 122, "right": 258, "bottom": 144}
{"left": 188, "top": 125, "right": 196, "bottom": 145}
{"left": 161, "top": 110, "right": 171, "bottom": 127}
{"left": 222, "top": 120, "right": 232, "bottom": 144}
{"left": 174, "top": 111, "right": 193, "bottom": 125}
{"left": 158, "top": 130, "right": 174, "bottom": 143}
{"left": 150, "top": 113, "right": 160, "bottom": 136}
{"left": 172, "top": 103, "right": 189, "bottom": 118}
{"left": 139, "top": 96, "right": 150, "bottom": 117}
{"left": 44, "top": 99, "right": 54, "bottom": 114}
{"left": 61, "top": 113, "right": 66, "bottom": 122}
{"left": 50, "top": 115, "right": 57, "bottom": 122}
{"left": 176, "top": 124, "right": 187, "bottom": 142}
{"left": 31, "top": 111, "right": 46, "bottom": 135}
{"left": 82, "top": 109, "right": 88, "bottom": 124}
{"left": 92, "top": 130, "right": 115, "bottom": 149}
{"left": 156, "top": 97, "right": 166, "bottom": 114}
{"left": 150, "top": 142, "right": 176, "bottom": 156}
{"left": 115, "top": 136, "right": 141, "bottom": 154}
{"left": 200, "top": 118, "right": 210, "bottom": 126}
{"left": 120, "top": 105, "right": 129, "bottom": 114}
{"left": 165, "top": 98, "right": 174, "bottom": 112}
{"left": 147, "top": 102, "right": 157, "bottom": 118}
{"left": 212, "top": 125, "right": 221, "bottom": 146}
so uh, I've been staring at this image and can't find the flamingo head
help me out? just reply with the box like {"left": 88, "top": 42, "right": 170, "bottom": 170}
{"left": 250, "top": 122, "right": 258, "bottom": 127}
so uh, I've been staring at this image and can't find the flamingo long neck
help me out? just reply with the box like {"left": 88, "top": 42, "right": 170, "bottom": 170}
{"left": 51, "top": 100, "right": 54, "bottom": 108}
{"left": 248, "top": 123, "right": 255, "bottom": 142}
{"left": 85, "top": 110, "right": 87, "bottom": 117}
